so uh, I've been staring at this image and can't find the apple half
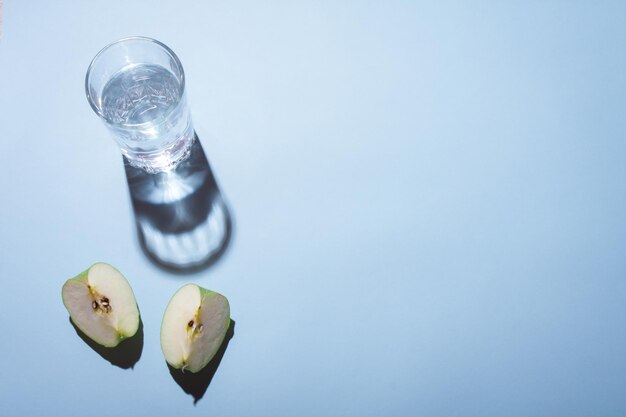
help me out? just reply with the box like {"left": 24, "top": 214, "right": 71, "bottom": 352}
{"left": 160, "top": 283, "right": 230, "bottom": 373}
{"left": 62, "top": 263, "right": 140, "bottom": 348}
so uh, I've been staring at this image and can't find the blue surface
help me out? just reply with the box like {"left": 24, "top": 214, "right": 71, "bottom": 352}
{"left": 1, "top": 1, "right": 626, "bottom": 416}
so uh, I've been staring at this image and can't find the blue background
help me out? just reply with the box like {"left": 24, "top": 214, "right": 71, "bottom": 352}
{"left": 1, "top": 1, "right": 625, "bottom": 416}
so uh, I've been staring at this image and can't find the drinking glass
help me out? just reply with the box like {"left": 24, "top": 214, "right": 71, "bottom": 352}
{"left": 85, "top": 36, "right": 194, "bottom": 173}
{"left": 85, "top": 37, "right": 231, "bottom": 270}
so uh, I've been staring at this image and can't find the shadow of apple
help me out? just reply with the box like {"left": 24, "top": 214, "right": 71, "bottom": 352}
{"left": 69, "top": 315, "right": 144, "bottom": 369}
{"left": 167, "top": 319, "right": 236, "bottom": 404}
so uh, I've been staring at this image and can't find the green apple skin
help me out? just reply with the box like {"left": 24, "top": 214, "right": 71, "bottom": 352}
{"left": 160, "top": 284, "right": 230, "bottom": 373}
{"left": 62, "top": 263, "right": 140, "bottom": 348}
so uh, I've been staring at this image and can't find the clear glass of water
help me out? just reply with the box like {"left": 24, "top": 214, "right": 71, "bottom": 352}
{"left": 85, "top": 37, "right": 195, "bottom": 173}
{"left": 86, "top": 37, "right": 231, "bottom": 271}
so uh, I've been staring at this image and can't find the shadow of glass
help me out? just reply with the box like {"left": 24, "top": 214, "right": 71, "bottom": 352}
{"left": 136, "top": 204, "right": 233, "bottom": 276}
{"left": 69, "top": 316, "right": 144, "bottom": 369}
{"left": 124, "top": 134, "right": 233, "bottom": 274}
{"left": 168, "top": 319, "right": 236, "bottom": 404}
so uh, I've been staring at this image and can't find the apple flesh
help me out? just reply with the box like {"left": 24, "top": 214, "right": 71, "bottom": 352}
{"left": 62, "top": 263, "right": 140, "bottom": 348}
{"left": 160, "top": 283, "right": 230, "bottom": 373}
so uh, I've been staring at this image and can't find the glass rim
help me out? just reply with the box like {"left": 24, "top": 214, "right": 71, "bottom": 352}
{"left": 85, "top": 36, "right": 186, "bottom": 121}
